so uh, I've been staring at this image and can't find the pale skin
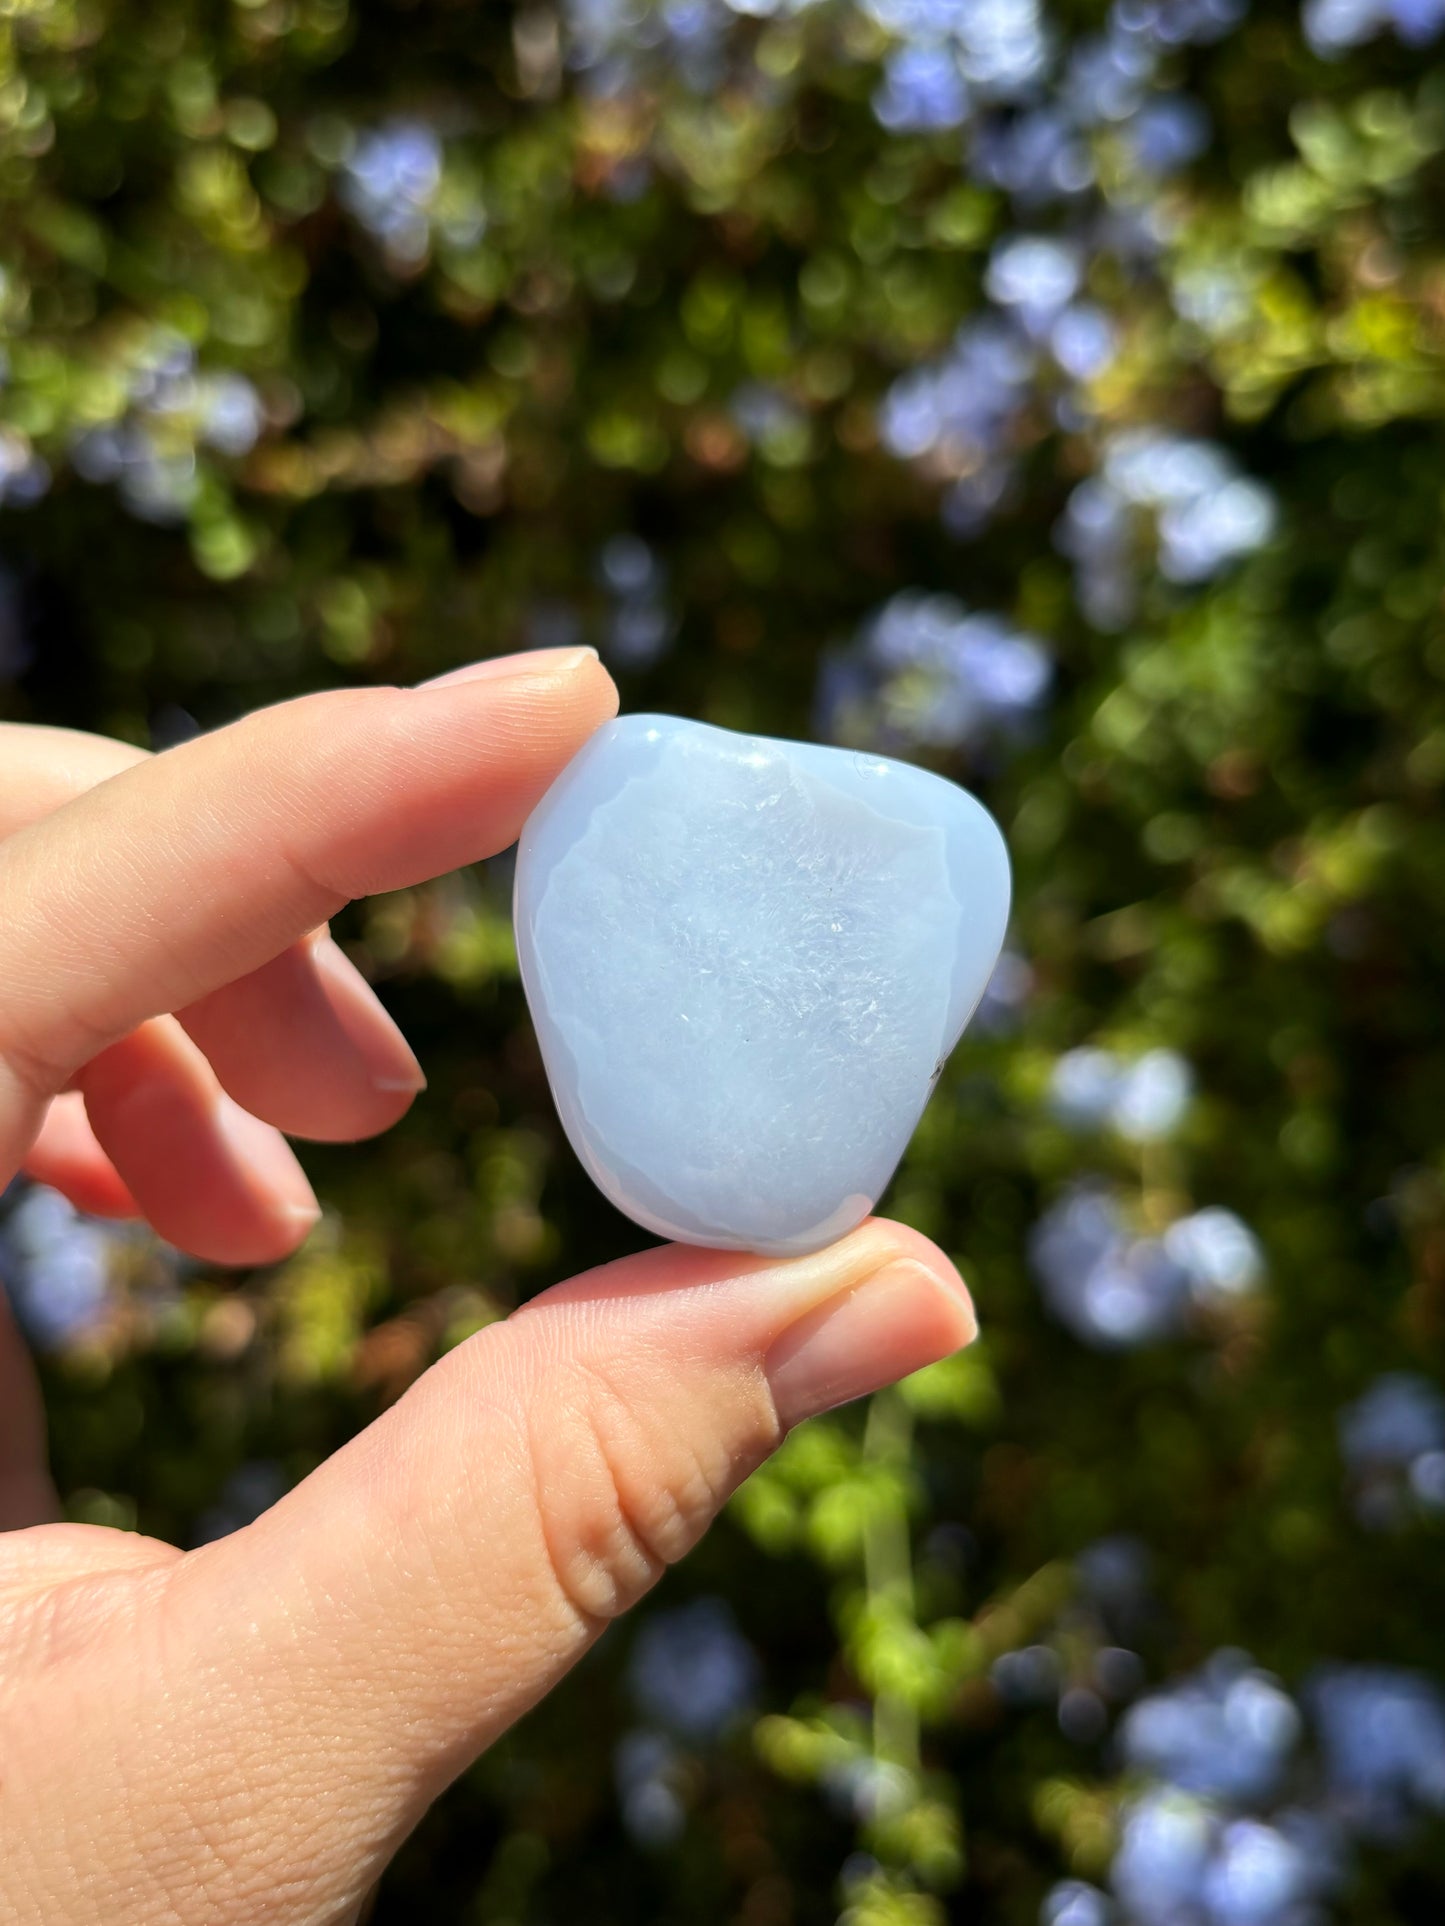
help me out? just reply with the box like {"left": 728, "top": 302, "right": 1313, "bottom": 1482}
{"left": 0, "top": 648, "right": 976, "bottom": 1925}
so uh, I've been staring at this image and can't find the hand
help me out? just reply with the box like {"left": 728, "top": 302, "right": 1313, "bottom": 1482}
{"left": 0, "top": 654, "right": 975, "bottom": 1926}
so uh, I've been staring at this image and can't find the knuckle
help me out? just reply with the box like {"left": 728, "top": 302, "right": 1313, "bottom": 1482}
{"left": 525, "top": 1358, "right": 741, "bottom": 1624}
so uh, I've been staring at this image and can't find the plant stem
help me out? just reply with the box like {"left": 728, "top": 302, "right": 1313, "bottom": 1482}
{"left": 862, "top": 1387, "right": 920, "bottom": 1776}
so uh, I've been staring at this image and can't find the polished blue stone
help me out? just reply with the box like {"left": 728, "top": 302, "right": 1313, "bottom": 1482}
{"left": 514, "top": 714, "right": 1011, "bottom": 1256}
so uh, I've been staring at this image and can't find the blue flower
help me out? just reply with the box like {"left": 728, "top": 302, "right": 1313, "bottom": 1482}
{"left": 1029, "top": 1183, "right": 1193, "bottom": 1348}
{"left": 1304, "top": 0, "right": 1445, "bottom": 51}
{"left": 874, "top": 43, "right": 970, "bottom": 132}
{"left": 1308, "top": 1665, "right": 1445, "bottom": 1839}
{"left": 627, "top": 1597, "right": 759, "bottom": 1740}
{"left": 340, "top": 120, "right": 443, "bottom": 262}
{"left": 1126, "top": 94, "right": 1210, "bottom": 173}
{"left": 597, "top": 535, "right": 676, "bottom": 668}
{"left": 1041, "top": 1880, "right": 1112, "bottom": 1926}
{"left": 1047, "top": 1047, "right": 1194, "bottom": 1141}
{"left": 1112, "top": 1789, "right": 1214, "bottom": 1921}
{"left": 1199, "top": 1817, "right": 1320, "bottom": 1926}
{"left": 986, "top": 235, "right": 1084, "bottom": 334}
{"left": 1120, "top": 1652, "right": 1301, "bottom": 1804}
{"left": 819, "top": 590, "right": 1051, "bottom": 755}
{"left": 1338, "top": 1374, "right": 1445, "bottom": 1527}
{"left": 971, "top": 109, "right": 1094, "bottom": 204}
{"left": 1050, "top": 303, "right": 1118, "bottom": 379}
{"left": 0, "top": 1185, "right": 114, "bottom": 1349}
{"left": 0, "top": 432, "right": 49, "bottom": 506}
{"left": 614, "top": 1728, "right": 686, "bottom": 1845}
{"left": 1162, "top": 1209, "right": 1265, "bottom": 1306}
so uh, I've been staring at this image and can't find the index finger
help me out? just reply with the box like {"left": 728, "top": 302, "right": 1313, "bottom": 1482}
{"left": 0, "top": 650, "right": 616, "bottom": 1172}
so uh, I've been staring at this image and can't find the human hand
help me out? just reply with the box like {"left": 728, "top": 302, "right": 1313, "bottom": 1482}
{"left": 0, "top": 655, "right": 976, "bottom": 1925}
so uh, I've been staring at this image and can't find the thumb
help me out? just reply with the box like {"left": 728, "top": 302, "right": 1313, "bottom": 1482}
{"left": 14, "top": 1221, "right": 973, "bottom": 1924}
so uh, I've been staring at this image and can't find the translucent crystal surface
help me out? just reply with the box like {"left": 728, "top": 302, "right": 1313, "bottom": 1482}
{"left": 514, "top": 715, "right": 1011, "bottom": 1256}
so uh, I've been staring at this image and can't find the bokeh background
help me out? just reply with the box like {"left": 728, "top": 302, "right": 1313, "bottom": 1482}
{"left": 5, "top": 0, "right": 1445, "bottom": 1919}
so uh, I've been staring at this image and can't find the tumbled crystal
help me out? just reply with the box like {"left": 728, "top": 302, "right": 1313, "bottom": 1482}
{"left": 513, "top": 714, "right": 1010, "bottom": 1256}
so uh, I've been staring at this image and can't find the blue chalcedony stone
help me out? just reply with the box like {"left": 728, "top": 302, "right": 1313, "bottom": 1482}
{"left": 514, "top": 714, "right": 1011, "bottom": 1257}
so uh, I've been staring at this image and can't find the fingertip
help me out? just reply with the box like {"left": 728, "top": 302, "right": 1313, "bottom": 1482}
{"left": 858, "top": 1215, "right": 973, "bottom": 1313}
{"left": 408, "top": 644, "right": 619, "bottom": 726}
{"left": 210, "top": 1096, "right": 321, "bottom": 1223}
{"left": 763, "top": 1250, "right": 976, "bottom": 1431}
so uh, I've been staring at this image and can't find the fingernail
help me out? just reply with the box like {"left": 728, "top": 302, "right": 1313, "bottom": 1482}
{"left": 416, "top": 646, "right": 600, "bottom": 690}
{"left": 306, "top": 935, "right": 427, "bottom": 1097}
{"left": 212, "top": 1096, "right": 321, "bottom": 1225}
{"left": 764, "top": 1257, "right": 976, "bottom": 1431}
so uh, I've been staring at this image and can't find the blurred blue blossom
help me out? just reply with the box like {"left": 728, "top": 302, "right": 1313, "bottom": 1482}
{"left": 1112, "top": 1789, "right": 1215, "bottom": 1921}
{"left": 1049, "top": 1047, "right": 1194, "bottom": 1141}
{"left": 879, "top": 317, "right": 1035, "bottom": 470}
{"left": 971, "top": 108, "right": 1094, "bottom": 204}
{"left": 1050, "top": 303, "right": 1118, "bottom": 380}
{"left": 1030, "top": 1184, "right": 1192, "bottom": 1347}
{"left": 1114, "top": 1792, "right": 1336, "bottom": 1926}
{"left": 1030, "top": 1184, "right": 1261, "bottom": 1348}
{"left": 992, "top": 1641, "right": 1063, "bottom": 1705}
{"left": 627, "top": 1597, "right": 759, "bottom": 1739}
{"left": 986, "top": 236, "right": 1083, "bottom": 335}
{"left": 1161, "top": 1208, "right": 1265, "bottom": 1306}
{"left": 0, "top": 1184, "right": 114, "bottom": 1349}
{"left": 1121, "top": 1651, "right": 1301, "bottom": 1803}
{"left": 729, "top": 382, "right": 807, "bottom": 459}
{"left": 1171, "top": 260, "right": 1258, "bottom": 336}
{"left": 1111, "top": 1050, "right": 1194, "bottom": 1143}
{"left": 564, "top": 0, "right": 641, "bottom": 75}
{"left": 1042, "top": 1880, "right": 1113, "bottom": 1926}
{"left": 1201, "top": 1816, "right": 1329, "bottom": 1926}
{"left": 1058, "top": 432, "right": 1276, "bottom": 627}
{"left": 198, "top": 374, "right": 265, "bottom": 458}
{"left": 73, "top": 419, "right": 196, "bottom": 523}
{"left": 0, "top": 429, "right": 50, "bottom": 507}
{"left": 1137, "top": 0, "right": 1248, "bottom": 46}
{"left": 817, "top": 590, "right": 1051, "bottom": 755}
{"left": 1339, "top": 1372, "right": 1445, "bottom": 1471}
{"left": 1127, "top": 94, "right": 1210, "bottom": 172}
{"left": 340, "top": 120, "right": 444, "bottom": 263}
{"left": 1338, "top": 1374, "right": 1445, "bottom": 1524}
{"left": 974, "top": 947, "right": 1034, "bottom": 1033}
{"left": 1049, "top": 1049, "right": 1131, "bottom": 1130}
{"left": 874, "top": 43, "right": 970, "bottom": 131}
{"left": 1304, "top": 0, "right": 1445, "bottom": 52}
{"left": 861, "top": 0, "right": 1050, "bottom": 97}
{"left": 1333, "top": 1379, "right": 1445, "bottom": 1525}
{"left": 1309, "top": 1665, "right": 1445, "bottom": 1839}
{"left": 654, "top": 0, "right": 729, "bottom": 87}
{"left": 597, "top": 534, "right": 675, "bottom": 668}
{"left": 1066, "top": 32, "right": 1155, "bottom": 125}
{"left": 824, "top": 1753, "right": 917, "bottom": 1822}
{"left": 69, "top": 333, "right": 264, "bottom": 525}
{"left": 614, "top": 1728, "right": 686, "bottom": 1845}
{"left": 1078, "top": 1534, "right": 1154, "bottom": 1625}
